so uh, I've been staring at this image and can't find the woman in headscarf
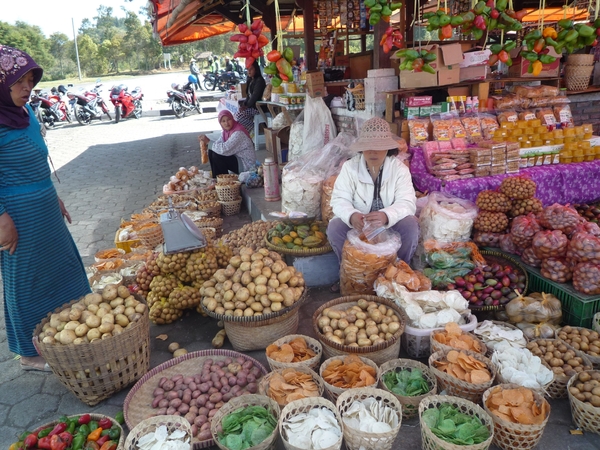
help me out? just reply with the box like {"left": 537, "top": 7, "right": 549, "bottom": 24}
{"left": 0, "top": 45, "right": 91, "bottom": 371}
{"left": 198, "top": 110, "right": 255, "bottom": 177}
{"left": 234, "top": 60, "right": 266, "bottom": 135}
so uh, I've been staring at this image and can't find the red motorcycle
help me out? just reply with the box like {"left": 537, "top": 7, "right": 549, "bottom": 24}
{"left": 67, "top": 83, "right": 112, "bottom": 125}
{"left": 30, "top": 85, "right": 72, "bottom": 129}
{"left": 110, "top": 84, "right": 143, "bottom": 123}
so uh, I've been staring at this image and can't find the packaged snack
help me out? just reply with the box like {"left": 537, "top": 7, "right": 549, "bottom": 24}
{"left": 408, "top": 119, "right": 430, "bottom": 147}
{"left": 497, "top": 111, "right": 518, "bottom": 123}
{"left": 480, "top": 114, "right": 500, "bottom": 139}
{"left": 461, "top": 116, "right": 482, "bottom": 143}
{"left": 431, "top": 116, "right": 453, "bottom": 141}
{"left": 494, "top": 94, "right": 521, "bottom": 110}
{"left": 474, "top": 166, "right": 491, "bottom": 177}
{"left": 451, "top": 137, "right": 468, "bottom": 149}
{"left": 536, "top": 108, "right": 557, "bottom": 127}
{"left": 449, "top": 118, "right": 467, "bottom": 139}
{"left": 518, "top": 110, "right": 537, "bottom": 121}
{"left": 554, "top": 104, "right": 574, "bottom": 128}
{"left": 513, "top": 85, "right": 559, "bottom": 98}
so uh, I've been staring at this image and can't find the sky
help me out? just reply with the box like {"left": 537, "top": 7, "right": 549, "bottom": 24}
{"left": 3, "top": 0, "right": 150, "bottom": 37}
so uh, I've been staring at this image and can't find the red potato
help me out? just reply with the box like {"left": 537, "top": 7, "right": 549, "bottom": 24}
{"left": 189, "top": 406, "right": 198, "bottom": 414}
{"left": 198, "top": 430, "right": 212, "bottom": 441}
{"left": 197, "top": 395, "right": 208, "bottom": 407}
{"left": 236, "top": 357, "right": 245, "bottom": 365}
{"left": 200, "top": 422, "right": 211, "bottom": 432}
{"left": 250, "top": 366, "right": 261, "bottom": 377}
{"left": 182, "top": 392, "right": 192, "bottom": 404}
{"left": 183, "top": 376, "right": 194, "bottom": 384}
{"left": 178, "top": 403, "right": 189, "bottom": 414}
{"left": 194, "top": 415, "right": 208, "bottom": 426}
{"left": 205, "top": 401, "right": 215, "bottom": 410}
{"left": 199, "top": 383, "right": 210, "bottom": 393}
{"left": 221, "top": 385, "right": 230, "bottom": 394}
{"left": 246, "top": 383, "right": 257, "bottom": 393}
{"left": 246, "top": 374, "right": 256, "bottom": 383}
{"left": 185, "top": 412, "right": 196, "bottom": 424}
{"left": 167, "top": 406, "right": 177, "bottom": 415}
{"left": 209, "top": 392, "right": 223, "bottom": 403}
{"left": 192, "top": 390, "right": 201, "bottom": 399}
{"left": 169, "top": 398, "right": 182, "bottom": 409}
{"left": 220, "top": 376, "right": 229, "bottom": 387}
{"left": 216, "top": 361, "right": 225, "bottom": 368}
{"left": 215, "top": 401, "right": 224, "bottom": 409}
{"left": 224, "top": 357, "right": 233, "bottom": 365}
{"left": 190, "top": 398, "right": 197, "bottom": 407}
{"left": 208, "top": 387, "right": 219, "bottom": 395}
{"left": 172, "top": 374, "right": 183, "bottom": 382}
{"left": 189, "top": 382, "right": 197, "bottom": 391}
{"left": 156, "top": 407, "right": 167, "bottom": 415}
{"left": 213, "top": 381, "right": 222, "bottom": 390}
{"left": 222, "top": 392, "right": 233, "bottom": 402}
{"left": 158, "top": 377, "right": 168, "bottom": 388}
{"left": 191, "top": 424, "right": 198, "bottom": 437}
{"left": 153, "top": 387, "right": 164, "bottom": 397}
{"left": 237, "top": 376, "right": 247, "bottom": 387}
{"left": 242, "top": 360, "right": 254, "bottom": 371}
{"left": 162, "top": 380, "right": 175, "bottom": 391}
{"left": 158, "top": 399, "right": 169, "bottom": 409}
{"left": 197, "top": 407, "right": 209, "bottom": 417}
{"left": 166, "top": 391, "right": 179, "bottom": 401}
{"left": 208, "top": 408, "right": 218, "bottom": 418}
{"left": 152, "top": 395, "right": 164, "bottom": 408}
{"left": 228, "top": 376, "right": 237, "bottom": 386}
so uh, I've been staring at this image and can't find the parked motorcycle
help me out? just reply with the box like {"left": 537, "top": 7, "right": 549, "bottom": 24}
{"left": 67, "top": 83, "right": 112, "bottom": 125}
{"left": 30, "top": 85, "right": 72, "bottom": 128}
{"left": 215, "top": 71, "right": 241, "bottom": 92}
{"left": 167, "top": 82, "right": 202, "bottom": 118}
{"left": 202, "top": 71, "right": 218, "bottom": 91}
{"left": 110, "top": 84, "right": 143, "bottom": 123}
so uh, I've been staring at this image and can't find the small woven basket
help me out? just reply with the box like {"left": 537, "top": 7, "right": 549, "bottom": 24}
{"left": 312, "top": 295, "right": 406, "bottom": 366}
{"left": 279, "top": 397, "right": 343, "bottom": 450}
{"left": 219, "top": 199, "right": 242, "bottom": 216}
{"left": 354, "top": 92, "right": 365, "bottom": 110}
{"left": 430, "top": 330, "right": 488, "bottom": 357}
{"left": 494, "top": 356, "right": 554, "bottom": 397}
{"left": 33, "top": 297, "right": 150, "bottom": 406}
{"left": 258, "top": 366, "right": 325, "bottom": 407}
{"left": 195, "top": 188, "right": 219, "bottom": 202}
{"left": 215, "top": 182, "right": 241, "bottom": 202}
{"left": 378, "top": 358, "right": 438, "bottom": 420}
{"left": 125, "top": 415, "right": 192, "bottom": 449}
{"left": 35, "top": 414, "right": 125, "bottom": 449}
{"left": 429, "top": 349, "right": 496, "bottom": 404}
{"left": 320, "top": 355, "right": 380, "bottom": 403}
{"left": 336, "top": 387, "right": 402, "bottom": 450}
{"left": 567, "top": 54, "right": 595, "bottom": 66}
{"left": 266, "top": 334, "right": 322, "bottom": 371}
{"left": 137, "top": 223, "right": 164, "bottom": 249}
{"left": 556, "top": 326, "right": 600, "bottom": 369}
{"left": 197, "top": 200, "right": 221, "bottom": 217}
{"left": 420, "top": 395, "right": 494, "bottom": 450}
{"left": 94, "top": 248, "right": 126, "bottom": 262}
{"left": 567, "top": 370, "right": 600, "bottom": 434}
{"left": 565, "top": 65, "right": 593, "bottom": 91}
{"left": 216, "top": 173, "right": 239, "bottom": 183}
{"left": 210, "top": 394, "right": 280, "bottom": 450}
{"left": 483, "top": 384, "right": 550, "bottom": 450}
{"left": 264, "top": 235, "right": 333, "bottom": 256}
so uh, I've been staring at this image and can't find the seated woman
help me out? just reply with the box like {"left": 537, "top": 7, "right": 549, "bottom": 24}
{"left": 235, "top": 60, "right": 266, "bottom": 135}
{"left": 327, "top": 117, "right": 419, "bottom": 292}
{"left": 199, "top": 110, "right": 255, "bottom": 177}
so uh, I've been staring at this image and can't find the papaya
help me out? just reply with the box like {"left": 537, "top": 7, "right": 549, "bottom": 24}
{"left": 296, "top": 224, "right": 310, "bottom": 231}
{"left": 276, "top": 58, "right": 293, "bottom": 80}
{"left": 289, "top": 231, "right": 298, "bottom": 238}
{"left": 282, "top": 235, "right": 293, "bottom": 244}
{"left": 283, "top": 47, "right": 294, "bottom": 63}
{"left": 303, "top": 236, "right": 323, "bottom": 248}
{"left": 310, "top": 224, "right": 320, "bottom": 232}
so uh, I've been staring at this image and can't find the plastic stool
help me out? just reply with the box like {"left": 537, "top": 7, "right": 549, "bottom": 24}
{"left": 253, "top": 113, "right": 268, "bottom": 151}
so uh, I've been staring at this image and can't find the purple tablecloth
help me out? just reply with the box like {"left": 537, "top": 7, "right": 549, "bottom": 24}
{"left": 410, "top": 147, "right": 600, "bottom": 205}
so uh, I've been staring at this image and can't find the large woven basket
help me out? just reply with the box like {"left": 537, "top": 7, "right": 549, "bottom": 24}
{"left": 565, "top": 65, "right": 593, "bottom": 91}
{"left": 215, "top": 182, "right": 241, "bottom": 202}
{"left": 420, "top": 395, "right": 494, "bottom": 450}
{"left": 336, "top": 387, "right": 402, "bottom": 450}
{"left": 266, "top": 334, "right": 322, "bottom": 371}
{"left": 378, "top": 359, "right": 438, "bottom": 420}
{"left": 312, "top": 295, "right": 406, "bottom": 366}
{"left": 429, "top": 349, "right": 496, "bottom": 404}
{"left": 34, "top": 414, "right": 124, "bottom": 449}
{"left": 567, "top": 54, "right": 595, "bottom": 66}
{"left": 137, "top": 223, "right": 164, "bottom": 249}
{"left": 279, "top": 397, "right": 343, "bottom": 450}
{"left": 125, "top": 415, "right": 192, "bottom": 450}
{"left": 556, "top": 326, "right": 600, "bottom": 369}
{"left": 474, "top": 320, "right": 526, "bottom": 358}
{"left": 123, "top": 349, "right": 269, "bottom": 449}
{"left": 220, "top": 199, "right": 242, "bottom": 216}
{"left": 197, "top": 200, "right": 221, "bottom": 217}
{"left": 258, "top": 366, "right": 325, "bottom": 407}
{"left": 210, "top": 394, "right": 280, "bottom": 450}
{"left": 216, "top": 173, "right": 239, "bottom": 183}
{"left": 201, "top": 292, "right": 306, "bottom": 351}
{"left": 567, "top": 370, "right": 600, "bottom": 434}
{"left": 263, "top": 235, "right": 333, "bottom": 256}
{"left": 482, "top": 384, "right": 550, "bottom": 450}
{"left": 430, "top": 329, "right": 488, "bottom": 357}
{"left": 32, "top": 297, "right": 150, "bottom": 406}
{"left": 494, "top": 357, "right": 554, "bottom": 397}
{"left": 319, "top": 355, "right": 380, "bottom": 403}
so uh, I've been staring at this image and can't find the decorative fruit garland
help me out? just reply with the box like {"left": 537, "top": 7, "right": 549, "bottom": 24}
{"left": 365, "top": 0, "right": 403, "bottom": 25}
{"left": 230, "top": 19, "right": 269, "bottom": 68}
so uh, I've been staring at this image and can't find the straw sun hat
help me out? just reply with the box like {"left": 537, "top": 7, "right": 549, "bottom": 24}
{"left": 350, "top": 117, "right": 400, "bottom": 152}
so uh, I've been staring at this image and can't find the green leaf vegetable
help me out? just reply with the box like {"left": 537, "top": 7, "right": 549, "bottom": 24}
{"left": 383, "top": 368, "right": 430, "bottom": 397}
{"left": 422, "top": 403, "right": 490, "bottom": 445}
{"left": 219, "top": 405, "right": 277, "bottom": 450}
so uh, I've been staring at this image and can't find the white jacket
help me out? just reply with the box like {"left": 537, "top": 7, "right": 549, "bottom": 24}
{"left": 330, "top": 154, "right": 416, "bottom": 228}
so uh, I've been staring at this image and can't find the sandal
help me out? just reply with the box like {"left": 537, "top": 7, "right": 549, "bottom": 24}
{"left": 20, "top": 362, "right": 52, "bottom": 372}
{"left": 329, "top": 281, "right": 340, "bottom": 293}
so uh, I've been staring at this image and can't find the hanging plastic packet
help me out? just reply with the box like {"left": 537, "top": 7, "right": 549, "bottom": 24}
{"left": 362, "top": 220, "right": 387, "bottom": 243}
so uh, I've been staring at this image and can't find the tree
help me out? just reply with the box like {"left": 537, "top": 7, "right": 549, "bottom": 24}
{"left": 48, "top": 33, "right": 70, "bottom": 78}
{"left": 73, "top": 34, "right": 100, "bottom": 77}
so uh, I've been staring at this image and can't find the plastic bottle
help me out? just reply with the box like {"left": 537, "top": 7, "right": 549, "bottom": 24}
{"left": 458, "top": 96, "right": 466, "bottom": 114}
{"left": 472, "top": 96, "right": 479, "bottom": 112}
{"left": 466, "top": 96, "right": 473, "bottom": 113}
{"left": 263, "top": 158, "right": 281, "bottom": 202}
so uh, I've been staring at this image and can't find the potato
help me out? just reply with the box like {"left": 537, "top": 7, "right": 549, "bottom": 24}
{"left": 102, "top": 313, "right": 115, "bottom": 324}
{"left": 173, "top": 348, "right": 188, "bottom": 358}
{"left": 271, "top": 302, "right": 282, "bottom": 312}
{"left": 168, "top": 342, "right": 180, "bottom": 353}
{"left": 102, "top": 284, "right": 118, "bottom": 301}
{"left": 75, "top": 323, "right": 89, "bottom": 337}
{"left": 115, "top": 314, "right": 130, "bottom": 327}
{"left": 117, "top": 285, "right": 130, "bottom": 299}
{"left": 64, "top": 320, "right": 80, "bottom": 331}
{"left": 42, "top": 336, "right": 56, "bottom": 345}
{"left": 49, "top": 314, "right": 62, "bottom": 329}
{"left": 110, "top": 297, "right": 124, "bottom": 308}
{"left": 135, "top": 303, "right": 147, "bottom": 314}
{"left": 68, "top": 309, "right": 82, "bottom": 322}
{"left": 59, "top": 329, "right": 76, "bottom": 345}
{"left": 98, "top": 322, "right": 114, "bottom": 334}
{"left": 112, "top": 324, "right": 123, "bottom": 335}
{"left": 45, "top": 327, "right": 58, "bottom": 338}
{"left": 86, "top": 315, "right": 101, "bottom": 329}
{"left": 58, "top": 309, "right": 71, "bottom": 322}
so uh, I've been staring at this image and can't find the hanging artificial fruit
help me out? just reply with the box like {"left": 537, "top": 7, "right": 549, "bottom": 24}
{"left": 380, "top": 27, "right": 404, "bottom": 53}
{"left": 365, "top": 0, "right": 402, "bottom": 26}
{"left": 263, "top": 47, "right": 295, "bottom": 86}
{"left": 230, "top": 19, "right": 269, "bottom": 68}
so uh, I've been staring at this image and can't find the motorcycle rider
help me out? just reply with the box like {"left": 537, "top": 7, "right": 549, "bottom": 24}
{"left": 189, "top": 58, "right": 200, "bottom": 90}
{"left": 225, "top": 57, "right": 233, "bottom": 72}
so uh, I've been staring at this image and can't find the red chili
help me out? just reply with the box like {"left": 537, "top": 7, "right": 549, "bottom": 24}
{"left": 48, "top": 423, "right": 67, "bottom": 437}
{"left": 498, "top": 50, "right": 509, "bottom": 63}
{"left": 37, "top": 437, "right": 52, "bottom": 450}
{"left": 96, "top": 435, "right": 110, "bottom": 447}
{"left": 78, "top": 414, "right": 91, "bottom": 425}
{"left": 23, "top": 433, "right": 37, "bottom": 449}
{"left": 97, "top": 418, "right": 112, "bottom": 430}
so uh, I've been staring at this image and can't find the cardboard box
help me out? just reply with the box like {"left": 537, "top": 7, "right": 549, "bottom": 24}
{"left": 419, "top": 106, "right": 431, "bottom": 117}
{"left": 508, "top": 46, "right": 561, "bottom": 78}
{"left": 460, "top": 65, "right": 488, "bottom": 82}
{"left": 307, "top": 83, "right": 325, "bottom": 98}
{"left": 236, "top": 82, "right": 247, "bottom": 98}
{"left": 459, "top": 49, "right": 491, "bottom": 68}
{"left": 392, "top": 43, "right": 463, "bottom": 89}
{"left": 407, "top": 96, "right": 433, "bottom": 107}
{"left": 264, "top": 126, "right": 290, "bottom": 165}
{"left": 335, "top": 55, "right": 350, "bottom": 67}
{"left": 430, "top": 104, "right": 443, "bottom": 115}
{"left": 403, "top": 106, "right": 420, "bottom": 119}
{"left": 367, "top": 68, "right": 396, "bottom": 78}
{"left": 305, "top": 70, "right": 324, "bottom": 86}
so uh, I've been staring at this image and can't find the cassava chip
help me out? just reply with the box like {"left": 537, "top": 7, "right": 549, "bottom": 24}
{"left": 434, "top": 350, "right": 492, "bottom": 384}
{"left": 322, "top": 355, "right": 377, "bottom": 389}
{"left": 267, "top": 368, "right": 320, "bottom": 405}
{"left": 433, "top": 324, "right": 483, "bottom": 353}
{"left": 267, "top": 338, "right": 316, "bottom": 363}
{"left": 485, "top": 386, "right": 549, "bottom": 425}
{"left": 266, "top": 343, "right": 295, "bottom": 363}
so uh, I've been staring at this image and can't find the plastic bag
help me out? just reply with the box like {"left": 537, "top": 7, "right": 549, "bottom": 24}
{"left": 538, "top": 203, "right": 585, "bottom": 235}
{"left": 521, "top": 247, "right": 542, "bottom": 267}
{"left": 288, "top": 111, "right": 305, "bottom": 161}
{"left": 510, "top": 213, "right": 543, "bottom": 248}
{"left": 573, "top": 262, "right": 600, "bottom": 295}
{"left": 516, "top": 322, "right": 558, "bottom": 340}
{"left": 541, "top": 257, "right": 572, "bottom": 283}
{"left": 302, "top": 96, "right": 337, "bottom": 156}
{"left": 340, "top": 228, "right": 402, "bottom": 296}
{"left": 472, "top": 231, "right": 502, "bottom": 248}
{"left": 272, "top": 112, "right": 292, "bottom": 129}
{"left": 377, "top": 260, "right": 431, "bottom": 292}
{"left": 531, "top": 230, "right": 568, "bottom": 259}
{"left": 567, "top": 228, "right": 600, "bottom": 265}
{"left": 505, "top": 291, "right": 562, "bottom": 325}
{"left": 424, "top": 240, "right": 486, "bottom": 267}
{"left": 408, "top": 119, "right": 430, "bottom": 147}
{"left": 423, "top": 267, "right": 473, "bottom": 289}
{"left": 420, "top": 192, "right": 478, "bottom": 243}
{"left": 320, "top": 175, "right": 337, "bottom": 223}
{"left": 499, "top": 234, "right": 522, "bottom": 255}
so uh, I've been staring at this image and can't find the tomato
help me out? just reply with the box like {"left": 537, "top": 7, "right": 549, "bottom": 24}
{"left": 498, "top": 50, "right": 509, "bottom": 63}
{"left": 412, "top": 58, "right": 424, "bottom": 72}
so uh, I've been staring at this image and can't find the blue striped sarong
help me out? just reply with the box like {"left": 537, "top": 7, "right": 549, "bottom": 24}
{"left": 0, "top": 106, "right": 90, "bottom": 356}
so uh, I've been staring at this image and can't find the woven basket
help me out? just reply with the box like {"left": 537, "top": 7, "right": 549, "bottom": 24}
{"left": 565, "top": 65, "right": 593, "bottom": 91}
{"left": 567, "top": 54, "right": 595, "bottom": 66}
{"left": 193, "top": 216, "right": 224, "bottom": 230}
{"left": 137, "top": 223, "right": 164, "bottom": 249}
{"left": 430, "top": 330, "right": 488, "bottom": 357}
{"left": 494, "top": 356, "right": 554, "bottom": 397}
{"left": 33, "top": 297, "right": 150, "bottom": 406}
{"left": 312, "top": 295, "right": 406, "bottom": 366}
{"left": 556, "top": 326, "right": 600, "bottom": 369}
{"left": 125, "top": 415, "right": 192, "bottom": 449}
{"left": 474, "top": 320, "right": 526, "bottom": 358}
{"left": 263, "top": 235, "right": 333, "bottom": 256}
{"left": 201, "top": 292, "right": 306, "bottom": 351}
{"left": 336, "top": 387, "right": 402, "bottom": 450}
{"left": 266, "top": 334, "right": 322, "bottom": 371}
{"left": 197, "top": 227, "right": 217, "bottom": 243}
{"left": 123, "top": 349, "right": 269, "bottom": 448}
{"left": 483, "top": 384, "right": 550, "bottom": 450}
{"left": 258, "top": 366, "right": 325, "bottom": 407}
{"left": 197, "top": 200, "right": 221, "bottom": 217}
{"left": 420, "top": 395, "right": 495, "bottom": 450}
{"left": 210, "top": 394, "right": 280, "bottom": 450}
{"left": 95, "top": 248, "right": 126, "bottom": 262}
{"left": 378, "top": 359, "right": 438, "bottom": 420}
{"left": 279, "top": 397, "right": 343, "bottom": 450}
{"left": 429, "top": 349, "right": 496, "bottom": 404}
{"left": 480, "top": 250, "right": 529, "bottom": 295}
{"left": 319, "top": 355, "right": 380, "bottom": 403}
{"left": 220, "top": 199, "right": 242, "bottom": 216}
{"left": 354, "top": 92, "right": 365, "bottom": 110}
{"left": 215, "top": 182, "right": 241, "bottom": 202}
{"left": 216, "top": 173, "right": 239, "bottom": 183}
{"left": 88, "top": 271, "right": 124, "bottom": 292}
{"left": 35, "top": 414, "right": 125, "bottom": 449}
{"left": 195, "top": 189, "right": 219, "bottom": 202}
{"left": 567, "top": 370, "right": 600, "bottom": 434}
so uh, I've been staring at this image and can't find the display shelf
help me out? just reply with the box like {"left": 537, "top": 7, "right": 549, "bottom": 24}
{"left": 567, "top": 86, "right": 600, "bottom": 95}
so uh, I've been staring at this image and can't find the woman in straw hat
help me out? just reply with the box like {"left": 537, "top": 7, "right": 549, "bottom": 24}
{"left": 327, "top": 117, "right": 419, "bottom": 292}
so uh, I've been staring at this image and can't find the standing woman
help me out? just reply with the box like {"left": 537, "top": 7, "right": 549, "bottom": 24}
{"left": 0, "top": 45, "right": 91, "bottom": 371}
{"left": 235, "top": 60, "right": 266, "bottom": 134}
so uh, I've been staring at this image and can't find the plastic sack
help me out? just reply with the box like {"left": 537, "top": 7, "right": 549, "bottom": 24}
{"left": 521, "top": 247, "right": 542, "bottom": 267}
{"left": 567, "top": 227, "right": 600, "bottom": 265}
{"left": 472, "top": 231, "right": 502, "bottom": 248}
{"left": 420, "top": 192, "right": 478, "bottom": 243}
{"left": 516, "top": 322, "right": 558, "bottom": 340}
{"left": 541, "top": 257, "right": 572, "bottom": 283}
{"left": 531, "top": 229, "right": 568, "bottom": 259}
{"left": 510, "top": 213, "right": 543, "bottom": 248}
{"left": 505, "top": 291, "right": 562, "bottom": 325}
{"left": 340, "top": 228, "right": 401, "bottom": 296}
{"left": 302, "top": 96, "right": 337, "bottom": 156}
{"left": 288, "top": 111, "right": 305, "bottom": 161}
{"left": 376, "top": 260, "right": 431, "bottom": 293}
{"left": 499, "top": 234, "right": 522, "bottom": 256}
{"left": 423, "top": 267, "right": 472, "bottom": 289}
{"left": 537, "top": 203, "right": 584, "bottom": 235}
{"left": 424, "top": 240, "right": 486, "bottom": 268}
{"left": 320, "top": 175, "right": 337, "bottom": 223}
{"left": 272, "top": 112, "right": 292, "bottom": 130}
{"left": 573, "top": 262, "right": 600, "bottom": 295}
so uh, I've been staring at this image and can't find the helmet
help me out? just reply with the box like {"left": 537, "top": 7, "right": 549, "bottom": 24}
{"left": 171, "top": 82, "right": 179, "bottom": 89}
{"left": 188, "top": 74, "right": 198, "bottom": 84}
{"left": 57, "top": 85, "right": 68, "bottom": 95}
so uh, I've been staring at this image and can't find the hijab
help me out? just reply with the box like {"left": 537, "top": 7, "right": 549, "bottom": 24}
{"left": 0, "top": 45, "right": 43, "bottom": 129}
{"left": 218, "top": 110, "right": 251, "bottom": 142}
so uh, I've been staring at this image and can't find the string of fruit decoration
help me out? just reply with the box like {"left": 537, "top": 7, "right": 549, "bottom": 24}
{"left": 380, "top": 27, "right": 405, "bottom": 53}
{"left": 230, "top": 19, "right": 270, "bottom": 68}
{"left": 264, "top": 48, "right": 295, "bottom": 88}
{"left": 396, "top": 48, "right": 437, "bottom": 73}
{"left": 365, "top": 0, "right": 403, "bottom": 25}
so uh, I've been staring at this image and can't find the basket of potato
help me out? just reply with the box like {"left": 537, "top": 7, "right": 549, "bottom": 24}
{"left": 526, "top": 339, "right": 594, "bottom": 399}
{"left": 200, "top": 246, "right": 306, "bottom": 352}
{"left": 312, "top": 295, "right": 406, "bottom": 366}
{"left": 557, "top": 326, "right": 600, "bottom": 369}
{"left": 567, "top": 370, "right": 600, "bottom": 433}
{"left": 33, "top": 284, "right": 150, "bottom": 406}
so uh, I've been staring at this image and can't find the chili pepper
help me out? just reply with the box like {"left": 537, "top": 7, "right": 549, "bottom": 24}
{"left": 524, "top": 29, "right": 542, "bottom": 42}
{"left": 369, "top": 12, "right": 381, "bottom": 25}
{"left": 96, "top": 435, "right": 110, "bottom": 447}
{"left": 439, "top": 14, "right": 451, "bottom": 27}
{"left": 558, "top": 19, "right": 574, "bottom": 29}
{"left": 390, "top": 2, "right": 403, "bottom": 11}
{"left": 543, "top": 27, "right": 558, "bottom": 39}
{"left": 473, "top": 1, "right": 487, "bottom": 15}
{"left": 533, "top": 38, "right": 545, "bottom": 53}
{"left": 496, "top": 0, "right": 507, "bottom": 11}
{"left": 78, "top": 424, "right": 90, "bottom": 438}
{"left": 532, "top": 60, "right": 543, "bottom": 76}
{"left": 370, "top": 3, "right": 382, "bottom": 13}
{"left": 364, "top": 0, "right": 376, "bottom": 7}
{"left": 38, "top": 437, "right": 52, "bottom": 450}
{"left": 545, "top": 37, "right": 561, "bottom": 51}
{"left": 423, "top": 51, "right": 437, "bottom": 62}
{"left": 100, "top": 429, "right": 111, "bottom": 437}
{"left": 490, "top": 44, "right": 503, "bottom": 54}
{"left": 48, "top": 423, "right": 67, "bottom": 437}
{"left": 428, "top": 15, "right": 440, "bottom": 28}
{"left": 422, "top": 64, "right": 436, "bottom": 74}
{"left": 498, "top": 50, "right": 509, "bottom": 63}
{"left": 83, "top": 442, "right": 100, "bottom": 450}
{"left": 582, "top": 34, "right": 597, "bottom": 46}
{"left": 71, "top": 434, "right": 86, "bottom": 450}
{"left": 67, "top": 419, "right": 77, "bottom": 436}
{"left": 107, "top": 426, "right": 121, "bottom": 441}
{"left": 88, "top": 421, "right": 99, "bottom": 433}
{"left": 488, "top": 18, "right": 498, "bottom": 31}
{"left": 439, "top": 24, "right": 453, "bottom": 40}
{"left": 87, "top": 428, "right": 103, "bottom": 442}
{"left": 462, "top": 11, "right": 475, "bottom": 22}
{"left": 488, "top": 54, "right": 499, "bottom": 66}
{"left": 539, "top": 54, "right": 557, "bottom": 64}
{"left": 381, "top": 5, "right": 392, "bottom": 16}
{"left": 472, "top": 28, "right": 484, "bottom": 40}
{"left": 490, "top": 9, "right": 499, "bottom": 19}
{"left": 23, "top": 433, "right": 37, "bottom": 449}
{"left": 505, "top": 56, "right": 513, "bottom": 66}
{"left": 38, "top": 428, "right": 53, "bottom": 439}
{"left": 514, "top": 9, "right": 528, "bottom": 20}
{"left": 99, "top": 441, "right": 117, "bottom": 450}
{"left": 521, "top": 51, "right": 539, "bottom": 62}
{"left": 97, "top": 418, "right": 113, "bottom": 430}
{"left": 78, "top": 414, "right": 92, "bottom": 426}
{"left": 511, "top": 22, "right": 523, "bottom": 31}
{"left": 503, "top": 40, "right": 517, "bottom": 52}
{"left": 450, "top": 15, "right": 464, "bottom": 26}
{"left": 564, "top": 29, "right": 579, "bottom": 43}
{"left": 8, "top": 443, "right": 23, "bottom": 450}
{"left": 50, "top": 434, "right": 69, "bottom": 450}
{"left": 474, "top": 15, "right": 486, "bottom": 30}
{"left": 422, "top": 11, "right": 436, "bottom": 19}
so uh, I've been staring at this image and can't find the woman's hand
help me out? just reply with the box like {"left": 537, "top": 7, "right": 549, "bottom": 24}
{"left": 198, "top": 134, "right": 210, "bottom": 145}
{"left": 350, "top": 212, "right": 365, "bottom": 232}
{"left": 0, "top": 212, "right": 18, "bottom": 254}
{"left": 58, "top": 197, "right": 72, "bottom": 223}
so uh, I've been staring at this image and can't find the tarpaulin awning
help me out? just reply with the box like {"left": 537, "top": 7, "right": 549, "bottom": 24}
{"left": 521, "top": 7, "right": 589, "bottom": 22}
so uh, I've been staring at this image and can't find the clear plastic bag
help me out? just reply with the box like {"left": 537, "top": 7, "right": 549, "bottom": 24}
{"left": 517, "top": 322, "right": 558, "bottom": 340}
{"left": 541, "top": 257, "right": 572, "bottom": 283}
{"left": 340, "top": 228, "right": 401, "bottom": 295}
{"left": 573, "top": 262, "right": 600, "bottom": 295}
{"left": 302, "top": 96, "right": 337, "bottom": 156}
{"left": 423, "top": 267, "right": 473, "bottom": 289}
{"left": 510, "top": 213, "right": 543, "bottom": 248}
{"left": 420, "top": 192, "right": 478, "bottom": 243}
{"left": 288, "top": 111, "right": 305, "bottom": 161}
{"left": 531, "top": 229, "right": 568, "bottom": 259}
{"left": 499, "top": 234, "right": 522, "bottom": 255}
{"left": 521, "top": 247, "right": 542, "bottom": 267}
{"left": 320, "top": 174, "right": 337, "bottom": 223}
{"left": 567, "top": 228, "right": 600, "bottom": 265}
{"left": 472, "top": 231, "right": 503, "bottom": 248}
{"left": 378, "top": 260, "right": 430, "bottom": 292}
{"left": 424, "top": 240, "right": 486, "bottom": 268}
{"left": 537, "top": 203, "right": 584, "bottom": 235}
{"left": 506, "top": 291, "right": 562, "bottom": 325}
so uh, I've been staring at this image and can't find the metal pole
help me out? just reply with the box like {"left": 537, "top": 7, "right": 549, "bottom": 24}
{"left": 72, "top": 18, "right": 82, "bottom": 80}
